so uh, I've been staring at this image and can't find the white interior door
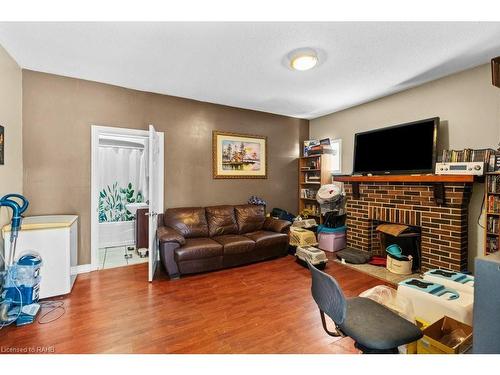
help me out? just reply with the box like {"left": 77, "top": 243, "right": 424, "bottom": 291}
{"left": 148, "top": 124, "right": 163, "bottom": 282}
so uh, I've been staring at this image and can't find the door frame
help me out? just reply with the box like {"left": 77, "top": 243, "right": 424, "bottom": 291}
{"left": 90, "top": 125, "right": 164, "bottom": 272}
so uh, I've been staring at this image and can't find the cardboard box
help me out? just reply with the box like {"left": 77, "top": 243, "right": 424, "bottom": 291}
{"left": 406, "top": 317, "right": 430, "bottom": 354}
{"left": 417, "top": 316, "right": 472, "bottom": 354}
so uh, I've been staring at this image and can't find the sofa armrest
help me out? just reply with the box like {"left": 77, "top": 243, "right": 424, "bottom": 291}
{"left": 263, "top": 217, "right": 292, "bottom": 233}
{"left": 157, "top": 225, "right": 186, "bottom": 246}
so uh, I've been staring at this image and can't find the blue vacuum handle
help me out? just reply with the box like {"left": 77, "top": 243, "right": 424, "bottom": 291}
{"left": 1, "top": 194, "right": 29, "bottom": 215}
{"left": 0, "top": 194, "right": 29, "bottom": 235}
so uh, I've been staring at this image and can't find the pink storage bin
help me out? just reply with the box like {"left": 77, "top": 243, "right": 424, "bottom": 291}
{"left": 318, "top": 231, "right": 346, "bottom": 252}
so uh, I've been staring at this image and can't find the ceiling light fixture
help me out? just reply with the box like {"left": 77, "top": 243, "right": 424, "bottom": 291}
{"left": 289, "top": 49, "right": 318, "bottom": 71}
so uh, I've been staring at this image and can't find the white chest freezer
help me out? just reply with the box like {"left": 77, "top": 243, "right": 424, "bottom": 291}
{"left": 2, "top": 215, "right": 78, "bottom": 299}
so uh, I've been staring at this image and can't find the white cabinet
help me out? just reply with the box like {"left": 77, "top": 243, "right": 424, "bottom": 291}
{"left": 2, "top": 215, "right": 78, "bottom": 299}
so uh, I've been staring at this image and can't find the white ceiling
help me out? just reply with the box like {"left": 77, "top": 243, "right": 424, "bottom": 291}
{"left": 1, "top": 22, "right": 500, "bottom": 119}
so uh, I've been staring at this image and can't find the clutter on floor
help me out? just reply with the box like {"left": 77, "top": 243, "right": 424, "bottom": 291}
{"left": 317, "top": 225, "right": 346, "bottom": 252}
{"left": 289, "top": 227, "right": 318, "bottom": 248}
{"left": 423, "top": 269, "right": 474, "bottom": 294}
{"left": 291, "top": 218, "right": 317, "bottom": 230}
{"left": 336, "top": 247, "right": 372, "bottom": 264}
{"left": 295, "top": 245, "right": 328, "bottom": 269}
{"left": 418, "top": 316, "right": 473, "bottom": 354}
{"left": 0, "top": 194, "right": 67, "bottom": 329}
{"left": 398, "top": 276, "right": 473, "bottom": 325}
{"left": 309, "top": 261, "right": 423, "bottom": 354}
{"left": 3, "top": 215, "right": 79, "bottom": 299}
{"left": 385, "top": 244, "right": 413, "bottom": 275}
{"left": 270, "top": 207, "right": 295, "bottom": 222}
{"left": 378, "top": 224, "right": 421, "bottom": 271}
{"left": 368, "top": 256, "right": 387, "bottom": 267}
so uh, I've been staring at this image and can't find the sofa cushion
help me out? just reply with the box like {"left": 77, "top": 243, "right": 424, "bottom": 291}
{"left": 164, "top": 207, "right": 209, "bottom": 238}
{"left": 244, "top": 230, "right": 288, "bottom": 249}
{"left": 175, "top": 237, "right": 223, "bottom": 262}
{"left": 234, "top": 204, "right": 266, "bottom": 234}
{"left": 262, "top": 217, "right": 292, "bottom": 233}
{"left": 213, "top": 234, "right": 255, "bottom": 255}
{"left": 206, "top": 205, "right": 238, "bottom": 237}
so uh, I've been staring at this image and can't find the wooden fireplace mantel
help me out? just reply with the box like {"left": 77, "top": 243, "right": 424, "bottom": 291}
{"left": 333, "top": 174, "right": 474, "bottom": 204}
{"left": 333, "top": 174, "right": 475, "bottom": 183}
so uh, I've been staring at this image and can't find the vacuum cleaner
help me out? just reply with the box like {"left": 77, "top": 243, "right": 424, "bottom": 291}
{"left": 0, "top": 194, "right": 41, "bottom": 326}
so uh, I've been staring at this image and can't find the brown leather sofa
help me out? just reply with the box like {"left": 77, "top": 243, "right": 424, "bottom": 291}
{"left": 157, "top": 204, "right": 291, "bottom": 279}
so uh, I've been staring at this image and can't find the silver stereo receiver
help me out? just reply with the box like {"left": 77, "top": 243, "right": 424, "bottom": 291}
{"left": 435, "top": 162, "right": 484, "bottom": 176}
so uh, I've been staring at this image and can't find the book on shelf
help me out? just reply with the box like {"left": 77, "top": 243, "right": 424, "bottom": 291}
{"left": 440, "top": 148, "right": 497, "bottom": 170}
{"left": 486, "top": 236, "right": 499, "bottom": 254}
{"left": 488, "top": 195, "right": 500, "bottom": 213}
{"left": 488, "top": 175, "right": 500, "bottom": 193}
{"left": 300, "top": 188, "right": 318, "bottom": 199}
{"left": 487, "top": 216, "right": 499, "bottom": 233}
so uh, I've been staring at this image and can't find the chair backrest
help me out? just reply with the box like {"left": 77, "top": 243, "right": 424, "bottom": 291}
{"left": 307, "top": 261, "right": 347, "bottom": 325}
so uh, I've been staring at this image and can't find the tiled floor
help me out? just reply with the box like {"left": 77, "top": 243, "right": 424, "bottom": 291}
{"left": 334, "top": 258, "right": 420, "bottom": 284}
{"left": 98, "top": 246, "right": 148, "bottom": 270}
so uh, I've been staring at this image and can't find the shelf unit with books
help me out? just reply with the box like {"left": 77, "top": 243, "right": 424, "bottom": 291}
{"left": 298, "top": 154, "right": 332, "bottom": 224}
{"left": 485, "top": 172, "right": 500, "bottom": 255}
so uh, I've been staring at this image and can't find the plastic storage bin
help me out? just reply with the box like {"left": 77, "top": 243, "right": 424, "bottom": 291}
{"left": 397, "top": 279, "right": 473, "bottom": 325}
{"left": 423, "top": 269, "right": 474, "bottom": 295}
{"left": 317, "top": 226, "right": 346, "bottom": 252}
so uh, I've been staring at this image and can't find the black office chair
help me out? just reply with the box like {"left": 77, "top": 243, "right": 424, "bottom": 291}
{"left": 307, "top": 261, "right": 423, "bottom": 353}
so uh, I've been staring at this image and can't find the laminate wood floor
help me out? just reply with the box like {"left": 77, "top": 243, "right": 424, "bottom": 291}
{"left": 1, "top": 255, "right": 391, "bottom": 354}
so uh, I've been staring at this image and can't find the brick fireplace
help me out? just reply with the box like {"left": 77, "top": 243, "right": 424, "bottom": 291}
{"left": 335, "top": 175, "right": 474, "bottom": 272}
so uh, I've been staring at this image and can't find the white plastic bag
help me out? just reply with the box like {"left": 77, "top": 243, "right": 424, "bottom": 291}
{"left": 359, "top": 285, "right": 415, "bottom": 323}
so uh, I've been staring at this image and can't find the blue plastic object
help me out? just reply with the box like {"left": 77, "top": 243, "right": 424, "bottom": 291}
{"left": 317, "top": 225, "right": 346, "bottom": 234}
{"left": 424, "top": 269, "right": 474, "bottom": 285}
{"left": 4, "top": 254, "right": 42, "bottom": 305}
{"left": 0, "top": 194, "right": 29, "bottom": 242}
{"left": 399, "top": 278, "right": 460, "bottom": 300}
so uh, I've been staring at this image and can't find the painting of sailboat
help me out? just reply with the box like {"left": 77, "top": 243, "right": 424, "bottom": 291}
{"left": 213, "top": 131, "right": 267, "bottom": 179}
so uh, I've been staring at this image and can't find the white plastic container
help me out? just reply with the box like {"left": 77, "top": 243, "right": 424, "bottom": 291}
{"left": 423, "top": 271, "right": 474, "bottom": 295}
{"left": 397, "top": 281, "right": 473, "bottom": 325}
{"left": 386, "top": 256, "right": 413, "bottom": 275}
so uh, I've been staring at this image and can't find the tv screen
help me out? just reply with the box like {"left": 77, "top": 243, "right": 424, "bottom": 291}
{"left": 353, "top": 117, "right": 439, "bottom": 175}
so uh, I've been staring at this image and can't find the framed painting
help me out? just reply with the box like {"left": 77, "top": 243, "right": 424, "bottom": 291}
{"left": 0, "top": 125, "right": 4, "bottom": 165}
{"left": 213, "top": 131, "right": 267, "bottom": 179}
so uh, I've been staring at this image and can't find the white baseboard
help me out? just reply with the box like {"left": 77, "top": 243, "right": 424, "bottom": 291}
{"left": 71, "top": 264, "right": 92, "bottom": 275}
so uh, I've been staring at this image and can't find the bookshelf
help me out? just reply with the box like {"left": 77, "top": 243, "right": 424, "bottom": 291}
{"left": 298, "top": 154, "right": 332, "bottom": 224}
{"left": 485, "top": 172, "right": 500, "bottom": 255}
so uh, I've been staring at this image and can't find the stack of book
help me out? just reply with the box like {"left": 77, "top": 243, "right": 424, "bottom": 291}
{"left": 488, "top": 175, "right": 500, "bottom": 193}
{"left": 441, "top": 148, "right": 495, "bottom": 164}
{"left": 487, "top": 216, "right": 499, "bottom": 234}
{"left": 304, "top": 138, "right": 337, "bottom": 156}
{"left": 304, "top": 172, "right": 320, "bottom": 183}
{"left": 300, "top": 188, "right": 318, "bottom": 199}
{"left": 488, "top": 195, "right": 500, "bottom": 213}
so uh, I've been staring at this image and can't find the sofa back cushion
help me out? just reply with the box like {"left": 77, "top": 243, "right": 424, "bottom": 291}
{"left": 164, "top": 207, "right": 208, "bottom": 238}
{"left": 206, "top": 205, "right": 238, "bottom": 237}
{"left": 234, "top": 204, "right": 266, "bottom": 234}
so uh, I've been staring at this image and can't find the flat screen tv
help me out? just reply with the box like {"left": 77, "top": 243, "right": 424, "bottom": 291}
{"left": 353, "top": 117, "right": 439, "bottom": 175}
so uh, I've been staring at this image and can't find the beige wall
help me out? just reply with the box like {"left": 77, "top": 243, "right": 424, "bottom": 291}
{"left": 0, "top": 45, "right": 23, "bottom": 263}
{"left": 310, "top": 64, "right": 500, "bottom": 271}
{"left": 22, "top": 70, "right": 309, "bottom": 265}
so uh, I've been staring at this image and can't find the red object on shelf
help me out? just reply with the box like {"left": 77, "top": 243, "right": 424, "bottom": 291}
{"left": 368, "top": 256, "right": 387, "bottom": 267}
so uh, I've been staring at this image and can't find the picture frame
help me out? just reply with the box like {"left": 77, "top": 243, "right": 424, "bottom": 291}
{"left": 213, "top": 131, "right": 267, "bottom": 179}
{"left": 0, "top": 125, "right": 4, "bottom": 165}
